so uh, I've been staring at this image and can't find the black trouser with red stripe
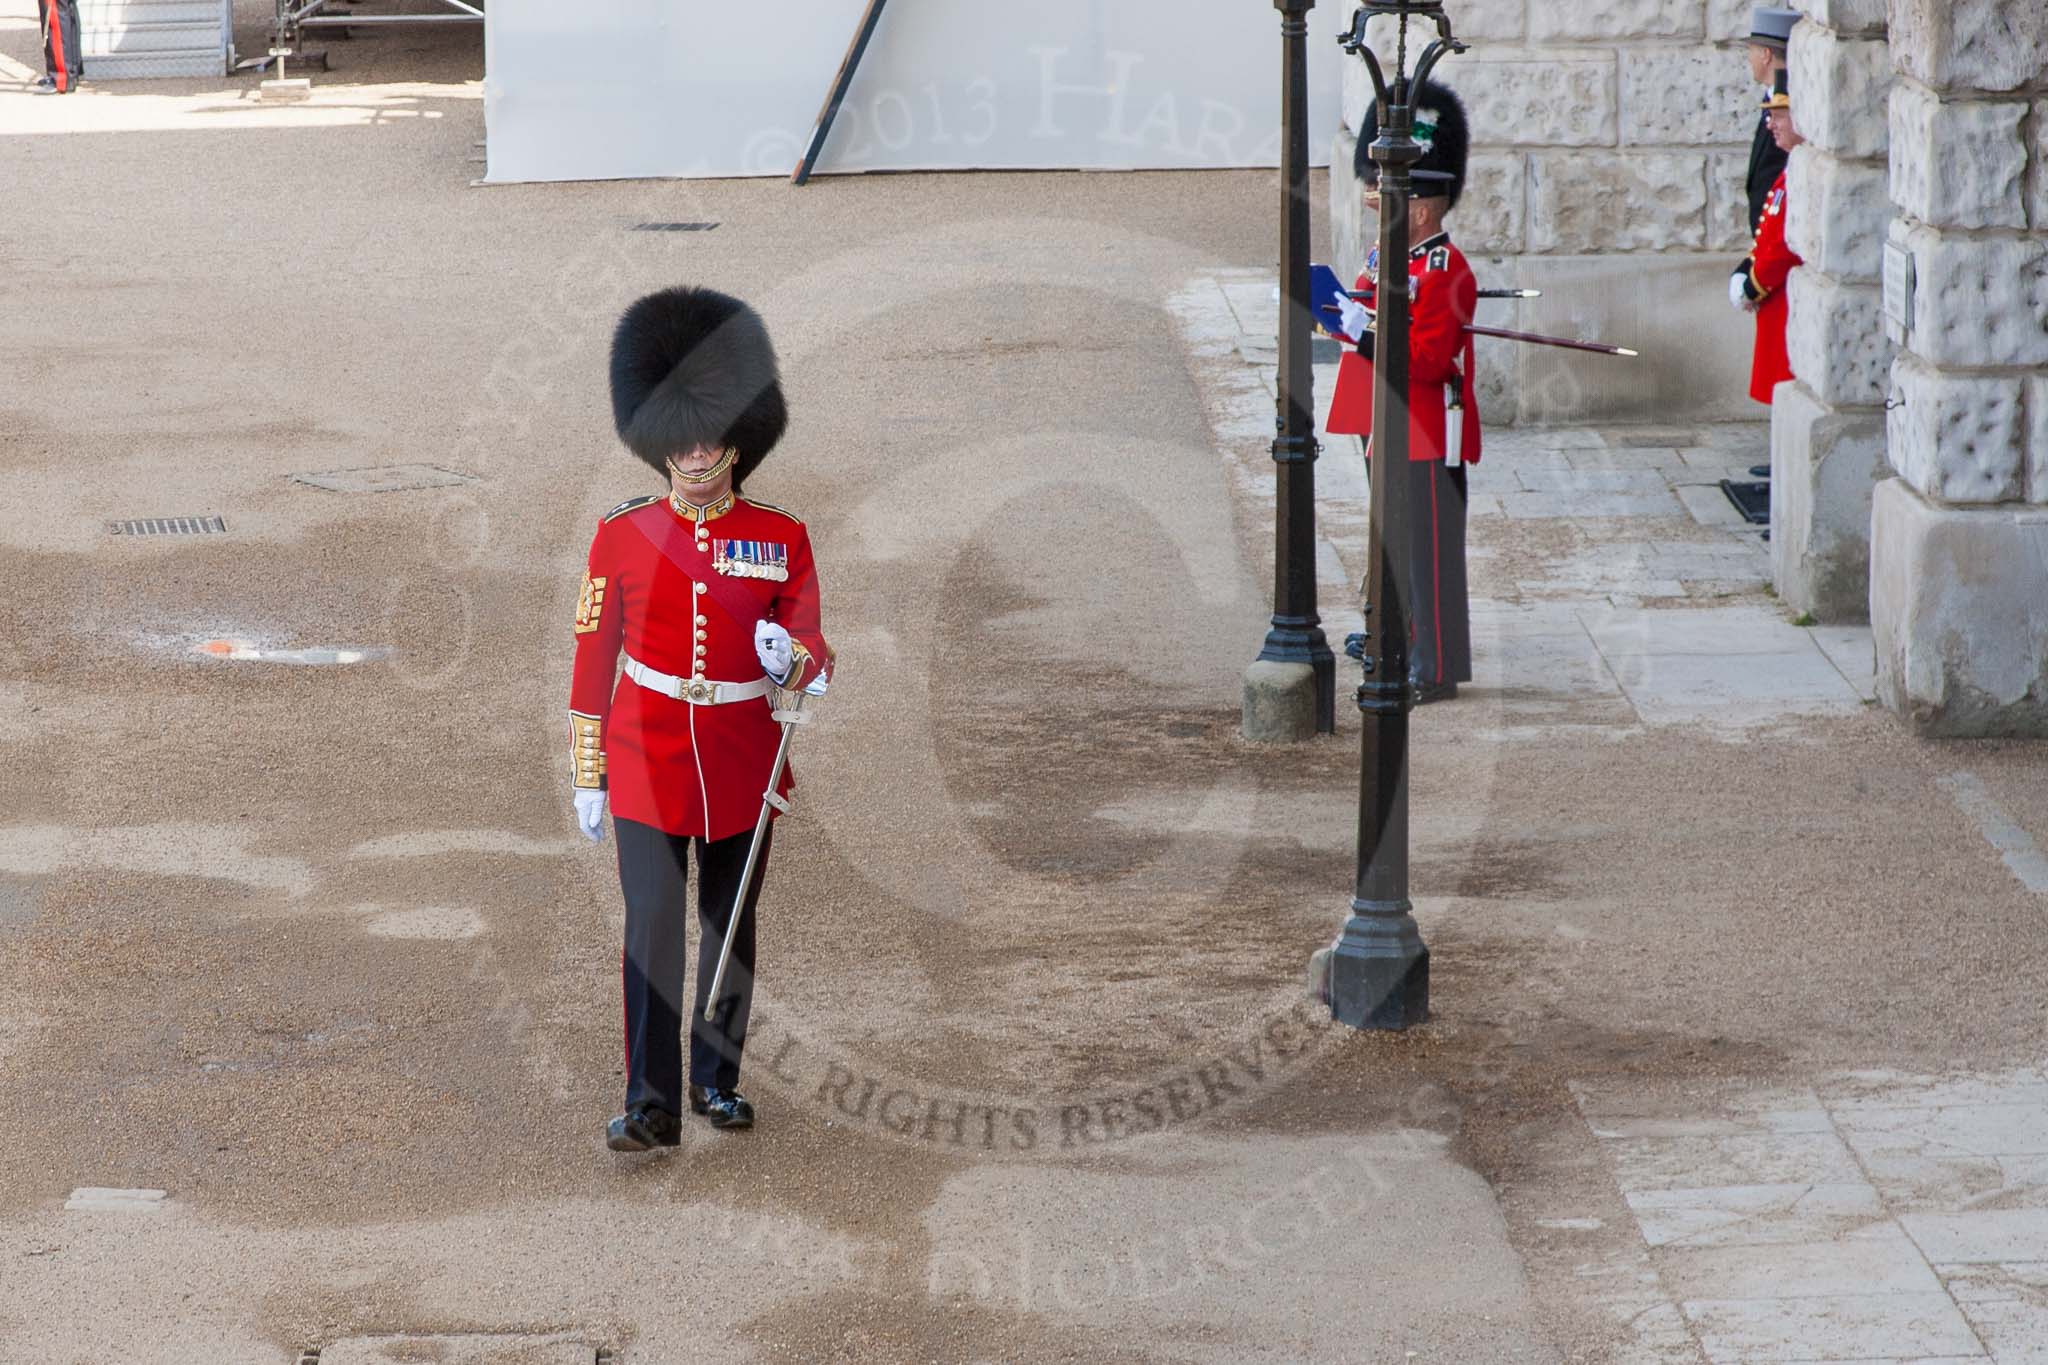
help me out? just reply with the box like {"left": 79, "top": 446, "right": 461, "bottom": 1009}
{"left": 40, "top": 0, "right": 83, "bottom": 91}
{"left": 616, "top": 817, "right": 771, "bottom": 1116}
{"left": 1361, "top": 440, "right": 1473, "bottom": 688}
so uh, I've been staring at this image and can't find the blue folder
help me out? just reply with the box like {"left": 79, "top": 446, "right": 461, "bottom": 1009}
{"left": 1310, "top": 262, "right": 1369, "bottom": 343}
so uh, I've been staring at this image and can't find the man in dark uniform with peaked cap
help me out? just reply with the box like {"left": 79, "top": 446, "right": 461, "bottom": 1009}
{"left": 568, "top": 287, "right": 830, "bottom": 1150}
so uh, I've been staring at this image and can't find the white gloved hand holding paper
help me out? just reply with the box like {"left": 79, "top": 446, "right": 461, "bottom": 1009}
{"left": 1728, "top": 271, "right": 1748, "bottom": 310}
{"left": 1335, "top": 295, "right": 1374, "bottom": 342}
{"left": 574, "top": 788, "right": 607, "bottom": 843}
{"left": 754, "top": 620, "right": 794, "bottom": 681}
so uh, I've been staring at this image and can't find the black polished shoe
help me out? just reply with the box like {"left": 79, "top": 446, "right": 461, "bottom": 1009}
{"left": 1749, "top": 464, "right": 1771, "bottom": 479}
{"left": 688, "top": 1085, "right": 755, "bottom": 1129}
{"left": 605, "top": 1105, "right": 682, "bottom": 1151}
{"left": 1413, "top": 681, "right": 1459, "bottom": 705}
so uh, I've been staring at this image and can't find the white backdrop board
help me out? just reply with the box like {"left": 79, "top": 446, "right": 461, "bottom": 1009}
{"left": 484, "top": 1, "right": 1349, "bottom": 183}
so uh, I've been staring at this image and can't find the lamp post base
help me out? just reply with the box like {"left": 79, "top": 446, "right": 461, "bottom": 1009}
{"left": 1327, "top": 899, "right": 1430, "bottom": 1030}
{"left": 1254, "top": 624, "right": 1337, "bottom": 735}
{"left": 1242, "top": 659, "right": 1322, "bottom": 742}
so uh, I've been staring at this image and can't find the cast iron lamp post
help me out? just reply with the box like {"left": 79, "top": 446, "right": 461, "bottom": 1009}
{"left": 1326, "top": 1, "right": 1464, "bottom": 1030}
{"left": 1256, "top": 0, "right": 1337, "bottom": 736}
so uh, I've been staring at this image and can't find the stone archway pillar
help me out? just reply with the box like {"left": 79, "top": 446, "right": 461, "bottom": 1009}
{"left": 1869, "top": 0, "right": 2048, "bottom": 734}
{"left": 1772, "top": 2, "right": 1893, "bottom": 621}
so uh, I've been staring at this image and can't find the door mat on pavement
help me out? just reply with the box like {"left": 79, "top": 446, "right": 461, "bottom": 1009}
{"left": 1719, "top": 479, "right": 1771, "bottom": 524}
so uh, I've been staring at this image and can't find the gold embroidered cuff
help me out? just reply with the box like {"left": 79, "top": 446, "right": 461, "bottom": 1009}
{"left": 570, "top": 712, "right": 606, "bottom": 790}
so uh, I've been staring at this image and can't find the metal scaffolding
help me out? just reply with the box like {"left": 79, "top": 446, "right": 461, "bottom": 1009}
{"left": 275, "top": 0, "right": 482, "bottom": 48}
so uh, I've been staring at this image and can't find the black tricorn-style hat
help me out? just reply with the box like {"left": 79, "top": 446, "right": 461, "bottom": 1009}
{"left": 609, "top": 286, "right": 787, "bottom": 487}
{"left": 1353, "top": 79, "right": 1471, "bottom": 209}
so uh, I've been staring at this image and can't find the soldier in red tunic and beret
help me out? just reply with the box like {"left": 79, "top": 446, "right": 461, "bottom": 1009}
{"left": 569, "top": 287, "right": 829, "bottom": 1149}
{"left": 1324, "top": 78, "right": 1481, "bottom": 704}
{"left": 1736, "top": 70, "right": 1805, "bottom": 405}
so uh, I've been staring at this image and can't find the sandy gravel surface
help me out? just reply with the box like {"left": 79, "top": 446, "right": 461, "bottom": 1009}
{"left": 4, "top": 12, "right": 2046, "bottom": 1364}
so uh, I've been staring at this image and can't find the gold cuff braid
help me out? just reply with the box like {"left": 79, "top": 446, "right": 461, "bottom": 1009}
{"left": 574, "top": 572, "right": 608, "bottom": 635}
{"left": 570, "top": 712, "right": 606, "bottom": 790}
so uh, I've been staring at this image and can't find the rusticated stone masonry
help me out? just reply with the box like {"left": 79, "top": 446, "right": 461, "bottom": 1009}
{"left": 1329, "top": 1, "right": 1786, "bottom": 427}
{"left": 1870, "top": 0, "right": 2048, "bottom": 735}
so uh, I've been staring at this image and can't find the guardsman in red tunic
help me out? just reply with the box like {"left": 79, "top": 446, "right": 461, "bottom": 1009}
{"left": 570, "top": 287, "right": 829, "bottom": 1149}
{"left": 1737, "top": 70, "right": 1805, "bottom": 405}
{"left": 1324, "top": 78, "right": 1480, "bottom": 703}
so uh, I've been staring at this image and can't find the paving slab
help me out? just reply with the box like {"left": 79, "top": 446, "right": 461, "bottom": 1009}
{"left": 1939, "top": 1260, "right": 2048, "bottom": 1303}
{"left": 1837, "top": 1105, "right": 2048, "bottom": 1161}
{"left": 1678, "top": 447, "right": 1756, "bottom": 471}
{"left": 1625, "top": 1183, "right": 1893, "bottom": 1250}
{"left": 1656, "top": 1224, "right": 1946, "bottom": 1301}
{"left": 1811, "top": 626, "right": 1881, "bottom": 701}
{"left": 1680, "top": 1291, "right": 1984, "bottom": 1362}
{"left": 1609, "top": 1133, "right": 1868, "bottom": 1194}
{"left": 1582, "top": 1070, "right": 2048, "bottom": 1364}
{"left": 1903, "top": 1210, "right": 2048, "bottom": 1265}
{"left": 1518, "top": 426, "right": 1610, "bottom": 449}
{"left": 1674, "top": 482, "right": 1757, "bottom": 530}
{"left": 1952, "top": 1295, "right": 2048, "bottom": 1362}
{"left": 1862, "top": 1154, "right": 2048, "bottom": 1214}
{"left": 1820, "top": 1071, "right": 2048, "bottom": 1114}
{"left": 1517, "top": 468, "right": 1676, "bottom": 495}
{"left": 1602, "top": 428, "right": 1707, "bottom": 448}
{"left": 1499, "top": 490, "right": 1686, "bottom": 520}
{"left": 1583, "top": 606, "right": 1816, "bottom": 657}
{"left": 1475, "top": 628, "right": 1625, "bottom": 698}
{"left": 1605, "top": 650, "right": 1868, "bottom": 727}
{"left": 1566, "top": 447, "right": 1693, "bottom": 471}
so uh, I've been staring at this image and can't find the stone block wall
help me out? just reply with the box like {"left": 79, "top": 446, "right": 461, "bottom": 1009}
{"left": 1870, "top": 0, "right": 2048, "bottom": 736}
{"left": 1327, "top": 1, "right": 1781, "bottom": 426}
{"left": 1771, "top": 4, "right": 1892, "bottom": 622}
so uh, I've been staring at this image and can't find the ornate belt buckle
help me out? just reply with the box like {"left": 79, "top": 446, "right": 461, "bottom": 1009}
{"left": 684, "top": 678, "right": 714, "bottom": 704}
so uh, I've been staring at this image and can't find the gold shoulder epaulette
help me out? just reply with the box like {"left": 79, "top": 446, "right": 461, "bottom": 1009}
{"left": 741, "top": 497, "right": 805, "bottom": 526}
{"left": 602, "top": 494, "right": 663, "bottom": 523}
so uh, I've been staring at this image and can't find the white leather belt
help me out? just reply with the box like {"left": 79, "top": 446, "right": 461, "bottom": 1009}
{"left": 623, "top": 654, "right": 772, "bottom": 705}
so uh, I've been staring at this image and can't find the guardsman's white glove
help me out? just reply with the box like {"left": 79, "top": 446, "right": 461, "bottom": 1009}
{"left": 754, "top": 620, "right": 793, "bottom": 681}
{"left": 1728, "top": 271, "right": 1748, "bottom": 310}
{"left": 574, "top": 788, "right": 607, "bottom": 842}
{"left": 1335, "top": 295, "right": 1374, "bottom": 342}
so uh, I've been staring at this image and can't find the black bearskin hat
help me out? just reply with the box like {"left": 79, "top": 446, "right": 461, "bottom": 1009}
{"left": 609, "top": 286, "right": 787, "bottom": 487}
{"left": 1352, "top": 79, "right": 1471, "bottom": 210}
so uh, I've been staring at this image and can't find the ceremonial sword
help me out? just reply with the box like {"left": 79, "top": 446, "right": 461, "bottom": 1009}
{"left": 1321, "top": 298, "right": 1639, "bottom": 357}
{"left": 703, "top": 668, "right": 830, "bottom": 1020}
{"left": 1464, "top": 324, "right": 1638, "bottom": 357}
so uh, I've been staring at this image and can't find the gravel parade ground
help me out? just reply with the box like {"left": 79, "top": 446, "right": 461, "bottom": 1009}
{"left": 5, "top": 10, "right": 2046, "bottom": 1363}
